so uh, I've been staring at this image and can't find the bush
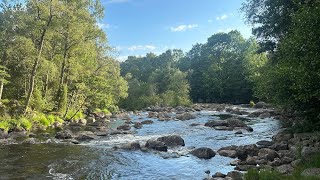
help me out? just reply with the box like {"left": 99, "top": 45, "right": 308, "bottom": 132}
{"left": 19, "top": 118, "right": 32, "bottom": 131}
{"left": 0, "top": 120, "right": 10, "bottom": 132}
{"left": 47, "top": 114, "right": 55, "bottom": 124}
{"left": 32, "top": 113, "right": 50, "bottom": 127}
{"left": 65, "top": 110, "right": 84, "bottom": 121}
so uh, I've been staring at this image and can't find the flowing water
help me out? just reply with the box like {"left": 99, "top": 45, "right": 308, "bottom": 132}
{"left": 0, "top": 107, "right": 280, "bottom": 180}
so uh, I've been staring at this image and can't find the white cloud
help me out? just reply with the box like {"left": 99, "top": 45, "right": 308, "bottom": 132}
{"left": 96, "top": 22, "right": 110, "bottom": 29}
{"left": 128, "top": 45, "right": 157, "bottom": 51}
{"left": 216, "top": 14, "right": 228, "bottom": 21}
{"left": 170, "top": 24, "right": 198, "bottom": 32}
{"left": 208, "top": 19, "right": 213, "bottom": 23}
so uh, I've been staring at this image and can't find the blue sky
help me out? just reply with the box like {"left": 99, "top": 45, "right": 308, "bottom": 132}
{"left": 99, "top": 0, "right": 252, "bottom": 61}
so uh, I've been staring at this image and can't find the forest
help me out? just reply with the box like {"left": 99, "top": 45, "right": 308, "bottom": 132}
{"left": 0, "top": 0, "right": 319, "bottom": 133}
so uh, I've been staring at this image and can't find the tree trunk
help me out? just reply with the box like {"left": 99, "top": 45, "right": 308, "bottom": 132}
{"left": 0, "top": 81, "right": 3, "bottom": 101}
{"left": 24, "top": 3, "right": 54, "bottom": 115}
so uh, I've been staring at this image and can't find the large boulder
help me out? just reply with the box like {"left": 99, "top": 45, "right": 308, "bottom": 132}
{"left": 157, "top": 135, "right": 185, "bottom": 147}
{"left": 258, "top": 148, "right": 279, "bottom": 161}
{"left": 218, "top": 150, "right": 237, "bottom": 158}
{"left": 55, "top": 130, "right": 74, "bottom": 139}
{"left": 255, "top": 102, "right": 271, "bottom": 109}
{"left": 236, "top": 144, "right": 259, "bottom": 160}
{"left": 226, "top": 118, "right": 246, "bottom": 128}
{"left": 176, "top": 113, "right": 196, "bottom": 121}
{"left": 75, "top": 131, "right": 96, "bottom": 141}
{"left": 145, "top": 140, "right": 168, "bottom": 152}
{"left": 122, "top": 141, "right": 141, "bottom": 150}
{"left": 191, "top": 147, "right": 216, "bottom": 159}
{"left": 117, "top": 124, "right": 131, "bottom": 131}
{"left": 205, "top": 120, "right": 228, "bottom": 127}
{"left": 276, "top": 164, "right": 294, "bottom": 174}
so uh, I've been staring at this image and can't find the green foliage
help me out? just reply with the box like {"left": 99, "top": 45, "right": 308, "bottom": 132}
{"left": 184, "top": 31, "right": 255, "bottom": 104}
{"left": 0, "top": 119, "right": 10, "bottom": 132}
{"left": 32, "top": 113, "right": 50, "bottom": 127}
{"left": 120, "top": 51, "right": 191, "bottom": 110}
{"left": 245, "top": 169, "right": 283, "bottom": 180}
{"left": 19, "top": 118, "right": 32, "bottom": 131}
{"left": 65, "top": 110, "right": 84, "bottom": 121}
{"left": 243, "top": 0, "right": 320, "bottom": 131}
{"left": 0, "top": 0, "right": 127, "bottom": 123}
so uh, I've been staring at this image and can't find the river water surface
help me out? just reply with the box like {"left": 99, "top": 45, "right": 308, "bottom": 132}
{"left": 0, "top": 107, "right": 280, "bottom": 180}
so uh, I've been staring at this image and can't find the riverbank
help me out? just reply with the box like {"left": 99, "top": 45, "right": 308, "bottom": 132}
{"left": 0, "top": 103, "right": 319, "bottom": 179}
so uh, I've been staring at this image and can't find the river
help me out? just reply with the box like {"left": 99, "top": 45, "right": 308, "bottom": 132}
{"left": 0, "top": 107, "right": 280, "bottom": 180}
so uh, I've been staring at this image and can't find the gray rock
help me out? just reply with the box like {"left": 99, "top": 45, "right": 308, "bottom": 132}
{"left": 276, "top": 164, "right": 294, "bottom": 174}
{"left": 157, "top": 135, "right": 185, "bottom": 146}
{"left": 246, "top": 156, "right": 259, "bottom": 165}
{"left": 246, "top": 126, "right": 254, "bottom": 132}
{"left": 22, "top": 138, "right": 38, "bottom": 144}
{"left": 176, "top": 113, "right": 196, "bottom": 120}
{"left": 55, "top": 130, "right": 74, "bottom": 139}
{"left": 226, "top": 171, "right": 243, "bottom": 180}
{"left": 141, "top": 120, "right": 154, "bottom": 124}
{"left": 272, "top": 142, "right": 289, "bottom": 151}
{"left": 205, "top": 120, "right": 228, "bottom": 127}
{"left": 212, "top": 172, "right": 227, "bottom": 178}
{"left": 9, "top": 131, "right": 28, "bottom": 139}
{"left": 258, "top": 148, "right": 279, "bottom": 161}
{"left": 218, "top": 150, "right": 237, "bottom": 158}
{"left": 256, "top": 140, "right": 274, "bottom": 147}
{"left": 117, "top": 124, "right": 131, "bottom": 131}
{"left": 75, "top": 131, "right": 95, "bottom": 141}
{"left": 133, "top": 122, "right": 143, "bottom": 129}
{"left": 226, "top": 118, "right": 246, "bottom": 128}
{"left": 230, "top": 159, "right": 241, "bottom": 166}
{"left": 191, "top": 147, "right": 216, "bottom": 159}
{"left": 301, "top": 168, "right": 320, "bottom": 177}
{"left": 190, "top": 123, "right": 200, "bottom": 127}
{"left": 145, "top": 140, "right": 167, "bottom": 152}
{"left": 122, "top": 141, "right": 141, "bottom": 150}
{"left": 236, "top": 144, "right": 259, "bottom": 160}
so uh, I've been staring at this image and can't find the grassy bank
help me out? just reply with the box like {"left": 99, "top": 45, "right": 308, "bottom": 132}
{"left": 245, "top": 153, "right": 320, "bottom": 180}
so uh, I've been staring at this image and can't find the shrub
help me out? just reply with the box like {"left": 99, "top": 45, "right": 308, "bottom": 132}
{"left": 0, "top": 120, "right": 10, "bottom": 132}
{"left": 19, "top": 118, "right": 32, "bottom": 131}
{"left": 47, "top": 114, "right": 55, "bottom": 124}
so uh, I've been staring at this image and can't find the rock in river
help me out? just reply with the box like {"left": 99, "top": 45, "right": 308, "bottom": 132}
{"left": 117, "top": 124, "right": 131, "bottom": 131}
{"left": 191, "top": 147, "right": 216, "bottom": 159}
{"left": 176, "top": 113, "right": 196, "bottom": 120}
{"left": 141, "top": 120, "right": 154, "bottom": 124}
{"left": 157, "top": 135, "right": 185, "bottom": 147}
{"left": 145, "top": 140, "right": 168, "bottom": 152}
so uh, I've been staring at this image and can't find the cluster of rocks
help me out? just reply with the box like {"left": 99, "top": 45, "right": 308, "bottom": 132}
{"left": 212, "top": 130, "right": 320, "bottom": 178}
{"left": 205, "top": 117, "right": 253, "bottom": 132}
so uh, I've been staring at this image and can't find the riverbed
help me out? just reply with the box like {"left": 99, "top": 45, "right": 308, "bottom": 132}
{"left": 0, "top": 107, "right": 280, "bottom": 180}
